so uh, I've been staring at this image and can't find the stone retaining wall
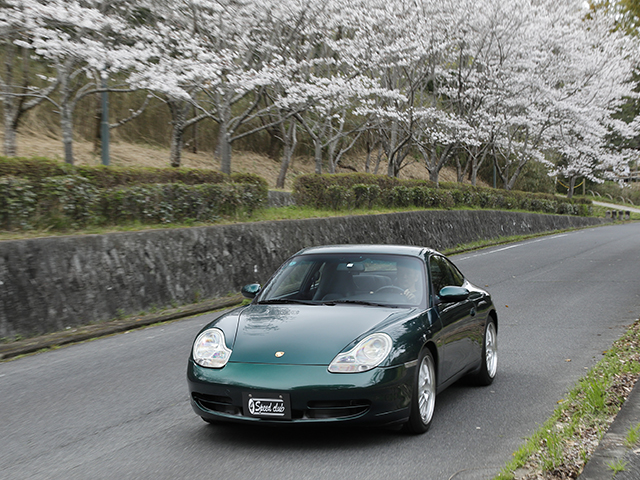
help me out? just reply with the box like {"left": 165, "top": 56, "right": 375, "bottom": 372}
{"left": 0, "top": 210, "right": 605, "bottom": 338}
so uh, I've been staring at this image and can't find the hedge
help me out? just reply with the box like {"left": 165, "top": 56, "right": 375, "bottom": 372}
{"left": 0, "top": 156, "right": 229, "bottom": 187}
{"left": 0, "top": 157, "right": 268, "bottom": 230}
{"left": 0, "top": 176, "right": 37, "bottom": 230}
{"left": 292, "top": 173, "right": 592, "bottom": 216}
{"left": 100, "top": 182, "right": 266, "bottom": 225}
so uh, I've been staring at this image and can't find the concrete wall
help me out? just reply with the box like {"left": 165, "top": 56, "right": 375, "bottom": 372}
{"left": 268, "top": 190, "right": 296, "bottom": 208}
{"left": 0, "top": 210, "right": 605, "bottom": 338}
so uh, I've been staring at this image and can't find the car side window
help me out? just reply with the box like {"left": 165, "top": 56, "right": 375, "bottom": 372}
{"left": 429, "top": 256, "right": 464, "bottom": 295}
{"left": 446, "top": 258, "right": 465, "bottom": 286}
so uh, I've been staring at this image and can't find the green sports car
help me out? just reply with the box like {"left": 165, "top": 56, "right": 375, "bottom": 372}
{"left": 187, "top": 244, "right": 498, "bottom": 433}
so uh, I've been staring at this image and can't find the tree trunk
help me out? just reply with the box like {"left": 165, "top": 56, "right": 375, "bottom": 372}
{"left": 364, "top": 131, "right": 376, "bottom": 173}
{"left": 191, "top": 105, "right": 198, "bottom": 154}
{"left": 500, "top": 162, "right": 509, "bottom": 190}
{"left": 429, "top": 168, "right": 439, "bottom": 185}
{"left": 506, "top": 159, "right": 528, "bottom": 191}
{"left": 417, "top": 144, "right": 444, "bottom": 187}
{"left": 470, "top": 147, "right": 489, "bottom": 187}
{"left": 93, "top": 93, "right": 102, "bottom": 154}
{"left": 386, "top": 119, "right": 399, "bottom": 177}
{"left": 2, "top": 43, "right": 60, "bottom": 157}
{"left": 1, "top": 43, "right": 27, "bottom": 157}
{"left": 276, "top": 119, "right": 297, "bottom": 189}
{"left": 170, "top": 123, "right": 184, "bottom": 168}
{"left": 218, "top": 125, "right": 232, "bottom": 175}
{"left": 217, "top": 101, "right": 233, "bottom": 175}
{"left": 2, "top": 43, "right": 17, "bottom": 157}
{"left": 314, "top": 140, "right": 322, "bottom": 174}
{"left": 61, "top": 104, "right": 74, "bottom": 165}
{"left": 374, "top": 144, "right": 383, "bottom": 174}
{"left": 327, "top": 141, "right": 336, "bottom": 174}
{"left": 57, "top": 61, "right": 76, "bottom": 165}
{"left": 458, "top": 155, "right": 471, "bottom": 184}
{"left": 167, "top": 98, "right": 188, "bottom": 168}
{"left": 456, "top": 158, "right": 463, "bottom": 183}
{"left": 567, "top": 176, "right": 576, "bottom": 199}
{"left": 3, "top": 116, "right": 17, "bottom": 157}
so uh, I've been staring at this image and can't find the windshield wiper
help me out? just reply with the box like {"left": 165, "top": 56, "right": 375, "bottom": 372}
{"left": 257, "top": 299, "right": 317, "bottom": 305}
{"left": 324, "top": 299, "right": 399, "bottom": 308}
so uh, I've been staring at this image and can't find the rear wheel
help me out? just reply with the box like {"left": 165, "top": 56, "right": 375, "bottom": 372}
{"left": 472, "top": 319, "right": 497, "bottom": 386}
{"left": 403, "top": 348, "right": 436, "bottom": 434}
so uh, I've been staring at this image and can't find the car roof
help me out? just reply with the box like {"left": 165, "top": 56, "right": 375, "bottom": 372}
{"left": 294, "top": 244, "right": 439, "bottom": 257}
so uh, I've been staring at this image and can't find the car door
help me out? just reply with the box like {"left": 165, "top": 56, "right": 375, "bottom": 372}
{"left": 429, "top": 255, "right": 476, "bottom": 384}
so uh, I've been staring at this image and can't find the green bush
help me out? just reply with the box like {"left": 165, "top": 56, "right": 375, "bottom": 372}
{"left": 292, "top": 173, "right": 591, "bottom": 216}
{"left": 38, "top": 176, "right": 99, "bottom": 228}
{"left": 350, "top": 184, "right": 381, "bottom": 209}
{"left": 0, "top": 156, "right": 228, "bottom": 188}
{"left": 0, "top": 176, "right": 37, "bottom": 229}
{"left": 432, "top": 189, "right": 456, "bottom": 209}
{"left": 325, "top": 184, "right": 350, "bottom": 210}
{"left": 230, "top": 173, "right": 269, "bottom": 214}
{"left": 0, "top": 156, "right": 74, "bottom": 181}
{"left": 99, "top": 182, "right": 266, "bottom": 224}
{"left": 293, "top": 173, "right": 407, "bottom": 208}
{"left": 0, "top": 157, "right": 269, "bottom": 231}
{"left": 387, "top": 185, "right": 412, "bottom": 207}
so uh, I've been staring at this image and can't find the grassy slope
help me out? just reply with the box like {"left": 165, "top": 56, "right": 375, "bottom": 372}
{"left": 4, "top": 128, "right": 465, "bottom": 190}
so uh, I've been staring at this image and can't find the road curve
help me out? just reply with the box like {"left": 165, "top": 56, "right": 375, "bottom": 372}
{"left": 1, "top": 222, "right": 639, "bottom": 480}
{"left": 592, "top": 200, "right": 640, "bottom": 213}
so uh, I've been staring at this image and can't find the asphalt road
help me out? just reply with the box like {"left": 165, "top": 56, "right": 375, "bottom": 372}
{"left": 1, "top": 222, "right": 639, "bottom": 480}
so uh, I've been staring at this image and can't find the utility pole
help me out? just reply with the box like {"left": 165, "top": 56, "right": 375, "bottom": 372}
{"left": 101, "top": 70, "right": 110, "bottom": 166}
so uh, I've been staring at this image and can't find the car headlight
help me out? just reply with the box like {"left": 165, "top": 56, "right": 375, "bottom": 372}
{"left": 328, "top": 333, "right": 393, "bottom": 373}
{"left": 192, "top": 328, "right": 232, "bottom": 368}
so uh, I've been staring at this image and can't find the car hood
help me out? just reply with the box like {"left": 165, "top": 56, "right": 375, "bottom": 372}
{"left": 229, "top": 304, "right": 405, "bottom": 365}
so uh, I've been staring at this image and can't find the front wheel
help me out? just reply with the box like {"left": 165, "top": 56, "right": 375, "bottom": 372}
{"left": 403, "top": 349, "right": 436, "bottom": 434}
{"left": 472, "top": 319, "right": 498, "bottom": 386}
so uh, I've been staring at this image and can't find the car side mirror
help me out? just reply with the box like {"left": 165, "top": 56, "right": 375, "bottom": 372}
{"left": 241, "top": 283, "right": 261, "bottom": 299}
{"left": 438, "top": 286, "right": 470, "bottom": 303}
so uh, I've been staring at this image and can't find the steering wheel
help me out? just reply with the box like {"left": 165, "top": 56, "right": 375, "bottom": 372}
{"left": 375, "top": 285, "right": 405, "bottom": 295}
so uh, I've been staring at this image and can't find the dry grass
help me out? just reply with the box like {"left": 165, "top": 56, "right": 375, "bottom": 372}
{"left": 3, "top": 128, "right": 465, "bottom": 190}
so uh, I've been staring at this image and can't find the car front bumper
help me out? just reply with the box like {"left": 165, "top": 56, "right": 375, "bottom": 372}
{"left": 187, "top": 361, "right": 415, "bottom": 426}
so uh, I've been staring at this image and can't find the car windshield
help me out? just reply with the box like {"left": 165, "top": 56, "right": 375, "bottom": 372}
{"left": 257, "top": 253, "right": 426, "bottom": 307}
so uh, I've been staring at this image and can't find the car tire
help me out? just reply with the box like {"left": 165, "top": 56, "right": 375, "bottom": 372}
{"left": 403, "top": 348, "right": 436, "bottom": 434}
{"left": 472, "top": 319, "right": 498, "bottom": 386}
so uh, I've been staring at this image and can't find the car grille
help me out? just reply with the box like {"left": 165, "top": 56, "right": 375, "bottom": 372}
{"left": 305, "top": 400, "right": 370, "bottom": 419}
{"left": 193, "top": 394, "right": 370, "bottom": 420}
{"left": 192, "top": 393, "right": 241, "bottom": 416}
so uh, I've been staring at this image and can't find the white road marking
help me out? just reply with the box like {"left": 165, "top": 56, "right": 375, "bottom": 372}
{"left": 458, "top": 233, "right": 572, "bottom": 260}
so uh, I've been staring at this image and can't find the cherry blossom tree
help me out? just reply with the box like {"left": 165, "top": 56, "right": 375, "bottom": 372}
{"left": 293, "top": 75, "right": 379, "bottom": 174}
{"left": 1, "top": 0, "right": 638, "bottom": 190}
{"left": 4, "top": 0, "right": 157, "bottom": 164}
{"left": 539, "top": 2, "right": 638, "bottom": 194}
{"left": 0, "top": 4, "right": 58, "bottom": 156}
{"left": 452, "top": 0, "right": 638, "bottom": 190}
{"left": 129, "top": 0, "right": 332, "bottom": 172}
{"left": 339, "top": 0, "right": 446, "bottom": 178}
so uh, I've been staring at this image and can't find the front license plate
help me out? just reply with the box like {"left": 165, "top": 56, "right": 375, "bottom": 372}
{"left": 242, "top": 392, "right": 292, "bottom": 420}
